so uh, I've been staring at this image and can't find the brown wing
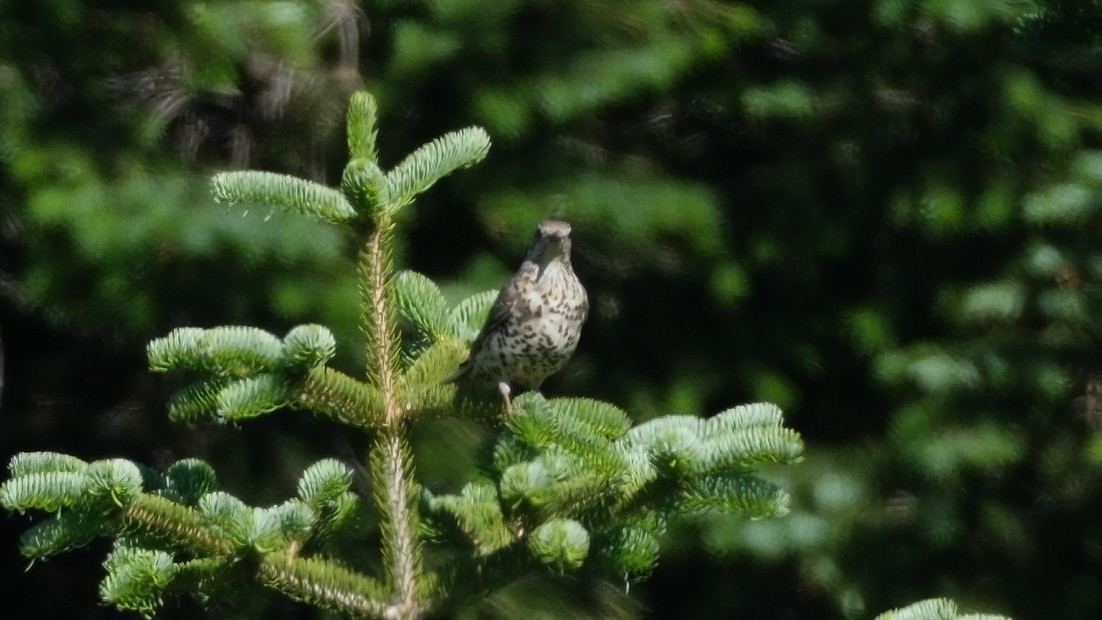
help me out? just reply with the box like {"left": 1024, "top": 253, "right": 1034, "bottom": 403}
{"left": 442, "top": 278, "right": 520, "bottom": 384}
{"left": 468, "top": 281, "right": 519, "bottom": 354}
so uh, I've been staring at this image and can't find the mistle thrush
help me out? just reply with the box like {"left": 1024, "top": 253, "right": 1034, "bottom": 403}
{"left": 446, "top": 220, "right": 588, "bottom": 411}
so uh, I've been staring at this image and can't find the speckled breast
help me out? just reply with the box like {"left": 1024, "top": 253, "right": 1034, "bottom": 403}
{"left": 483, "top": 263, "right": 587, "bottom": 389}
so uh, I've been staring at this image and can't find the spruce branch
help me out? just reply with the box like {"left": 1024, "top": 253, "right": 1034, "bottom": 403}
{"left": 122, "top": 494, "right": 234, "bottom": 556}
{"left": 394, "top": 270, "right": 450, "bottom": 342}
{"left": 343, "top": 158, "right": 389, "bottom": 217}
{"left": 149, "top": 325, "right": 335, "bottom": 378}
{"left": 447, "top": 290, "right": 498, "bottom": 341}
{"left": 296, "top": 365, "right": 385, "bottom": 427}
{"left": 528, "top": 518, "right": 590, "bottom": 571}
{"left": 148, "top": 324, "right": 381, "bottom": 428}
{"left": 258, "top": 551, "right": 391, "bottom": 618}
{"left": 371, "top": 430, "right": 424, "bottom": 619}
{"left": 422, "top": 482, "right": 514, "bottom": 556}
{"left": 147, "top": 326, "right": 285, "bottom": 377}
{"left": 166, "top": 377, "right": 231, "bottom": 423}
{"left": 99, "top": 546, "right": 175, "bottom": 616}
{"left": 210, "top": 171, "right": 358, "bottom": 224}
{"left": 590, "top": 525, "right": 661, "bottom": 578}
{"left": 397, "top": 339, "right": 467, "bottom": 418}
{"left": 216, "top": 374, "right": 295, "bottom": 421}
{"left": 874, "top": 597, "right": 1012, "bottom": 620}
{"left": 356, "top": 189, "right": 424, "bottom": 615}
{"left": 347, "top": 91, "right": 380, "bottom": 163}
{"left": 283, "top": 324, "right": 337, "bottom": 369}
{"left": 297, "top": 459, "right": 354, "bottom": 508}
{"left": 341, "top": 92, "right": 388, "bottom": 216}
{"left": 678, "top": 475, "right": 790, "bottom": 518}
{"left": 359, "top": 221, "right": 402, "bottom": 416}
{"left": 424, "top": 395, "right": 804, "bottom": 589}
{"left": 162, "top": 459, "right": 219, "bottom": 505}
{"left": 19, "top": 511, "right": 105, "bottom": 560}
{"left": 9, "top": 452, "right": 88, "bottom": 476}
{"left": 1, "top": 471, "right": 93, "bottom": 513}
{"left": 383, "top": 127, "right": 491, "bottom": 214}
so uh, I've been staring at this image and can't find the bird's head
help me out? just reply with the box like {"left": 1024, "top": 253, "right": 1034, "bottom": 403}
{"left": 525, "top": 220, "right": 573, "bottom": 265}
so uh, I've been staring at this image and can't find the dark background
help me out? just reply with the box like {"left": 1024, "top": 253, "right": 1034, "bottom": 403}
{"left": 3, "top": 1, "right": 1102, "bottom": 618}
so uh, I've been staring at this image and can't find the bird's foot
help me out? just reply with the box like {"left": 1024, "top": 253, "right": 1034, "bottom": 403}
{"left": 497, "top": 381, "right": 514, "bottom": 413}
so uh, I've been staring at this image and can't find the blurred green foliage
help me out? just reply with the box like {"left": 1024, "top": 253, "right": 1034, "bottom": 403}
{"left": 5, "top": 0, "right": 1102, "bottom": 618}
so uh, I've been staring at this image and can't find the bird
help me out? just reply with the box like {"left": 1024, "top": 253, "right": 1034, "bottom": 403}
{"left": 445, "top": 220, "right": 588, "bottom": 411}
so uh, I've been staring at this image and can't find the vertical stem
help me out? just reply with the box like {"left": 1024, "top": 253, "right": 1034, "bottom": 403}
{"left": 360, "top": 218, "right": 422, "bottom": 618}
{"left": 375, "top": 428, "right": 420, "bottom": 618}
{"left": 361, "top": 219, "right": 401, "bottom": 420}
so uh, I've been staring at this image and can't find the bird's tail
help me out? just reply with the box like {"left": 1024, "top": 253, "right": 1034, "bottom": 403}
{"left": 442, "top": 362, "right": 470, "bottom": 385}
